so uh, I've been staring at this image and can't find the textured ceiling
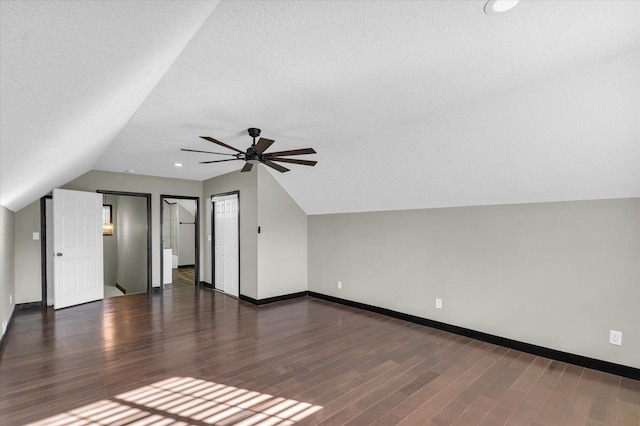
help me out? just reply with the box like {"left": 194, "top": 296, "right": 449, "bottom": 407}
{"left": 0, "top": 1, "right": 218, "bottom": 211}
{"left": 1, "top": 1, "right": 639, "bottom": 213}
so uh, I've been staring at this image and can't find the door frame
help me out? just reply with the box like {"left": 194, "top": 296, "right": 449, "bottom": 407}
{"left": 40, "top": 195, "right": 52, "bottom": 308}
{"left": 159, "top": 195, "right": 200, "bottom": 289}
{"left": 211, "top": 191, "right": 240, "bottom": 297}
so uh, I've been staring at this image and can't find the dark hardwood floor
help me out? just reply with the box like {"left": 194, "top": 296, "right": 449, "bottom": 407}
{"left": 171, "top": 266, "right": 196, "bottom": 288}
{"left": 1, "top": 288, "right": 638, "bottom": 425}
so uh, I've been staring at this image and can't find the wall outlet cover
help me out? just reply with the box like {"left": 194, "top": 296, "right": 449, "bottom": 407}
{"left": 609, "top": 330, "right": 622, "bottom": 346}
{"left": 337, "top": 281, "right": 342, "bottom": 289}
{"left": 435, "top": 298, "right": 442, "bottom": 309}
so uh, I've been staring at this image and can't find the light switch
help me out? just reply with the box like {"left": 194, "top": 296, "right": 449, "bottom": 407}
{"left": 33, "top": 232, "right": 40, "bottom": 240}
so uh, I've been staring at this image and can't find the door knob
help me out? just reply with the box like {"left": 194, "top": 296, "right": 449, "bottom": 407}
{"left": 56, "top": 253, "right": 63, "bottom": 256}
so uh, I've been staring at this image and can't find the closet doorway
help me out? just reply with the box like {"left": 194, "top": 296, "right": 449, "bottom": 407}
{"left": 160, "top": 195, "right": 199, "bottom": 289}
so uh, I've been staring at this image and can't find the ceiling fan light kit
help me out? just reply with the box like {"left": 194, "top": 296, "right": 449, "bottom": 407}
{"left": 484, "top": 0, "right": 520, "bottom": 15}
{"left": 182, "top": 128, "right": 317, "bottom": 173}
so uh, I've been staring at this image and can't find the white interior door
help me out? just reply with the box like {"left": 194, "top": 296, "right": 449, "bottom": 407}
{"left": 214, "top": 200, "right": 224, "bottom": 292}
{"left": 213, "top": 194, "right": 239, "bottom": 298}
{"left": 53, "top": 189, "right": 104, "bottom": 309}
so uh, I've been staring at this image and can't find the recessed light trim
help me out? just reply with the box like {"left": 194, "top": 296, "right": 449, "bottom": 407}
{"left": 484, "top": 0, "right": 520, "bottom": 15}
{"left": 174, "top": 163, "right": 183, "bottom": 167}
{"left": 126, "top": 169, "right": 135, "bottom": 173}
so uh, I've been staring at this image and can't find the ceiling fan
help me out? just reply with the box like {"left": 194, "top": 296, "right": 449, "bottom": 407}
{"left": 181, "top": 128, "right": 317, "bottom": 173}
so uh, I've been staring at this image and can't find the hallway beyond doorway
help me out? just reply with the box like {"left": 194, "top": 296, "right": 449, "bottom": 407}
{"left": 170, "top": 266, "right": 195, "bottom": 288}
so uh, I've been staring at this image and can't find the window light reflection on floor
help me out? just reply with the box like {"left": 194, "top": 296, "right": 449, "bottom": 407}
{"left": 28, "top": 377, "right": 323, "bottom": 426}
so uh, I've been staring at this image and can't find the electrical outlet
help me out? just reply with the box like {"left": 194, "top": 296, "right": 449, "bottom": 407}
{"left": 9, "top": 294, "right": 11, "bottom": 305}
{"left": 609, "top": 330, "right": 622, "bottom": 346}
{"left": 337, "top": 281, "right": 342, "bottom": 290}
{"left": 435, "top": 298, "right": 442, "bottom": 309}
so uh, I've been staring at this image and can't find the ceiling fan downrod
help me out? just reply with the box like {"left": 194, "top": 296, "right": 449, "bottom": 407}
{"left": 246, "top": 128, "right": 262, "bottom": 163}
{"left": 247, "top": 128, "right": 261, "bottom": 148}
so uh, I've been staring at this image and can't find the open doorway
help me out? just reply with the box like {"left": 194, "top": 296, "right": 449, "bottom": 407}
{"left": 99, "top": 191, "right": 151, "bottom": 298}
{"left": 160, "top": 195, "right": 199, "bottom": 289}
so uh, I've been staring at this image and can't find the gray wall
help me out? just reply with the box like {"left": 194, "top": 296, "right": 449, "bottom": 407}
{"left": 308, "top": 198, "right": 640, "bottom": 368}
{"left": 203, "top": 170, "right": 258, "bottom": 299}
{"left": 13, "top": 201, "right": 40, "bottom": 303}
{"left": 103, "top": 195, "right": 118, "bottom": 288}
{"left": 1, "top": 205, "right": 16, "bottom": 340}
{"left": 115, "top": 195, "right": 148, "bottom": 294}
{"left": 257, "top": 166, "right": 307, "bottom": 299}
{"left": 177, "top": 202, "right": 196, "bottom": 265}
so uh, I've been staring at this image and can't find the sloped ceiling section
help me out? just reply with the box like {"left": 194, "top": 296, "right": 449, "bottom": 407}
{"left": 0, "top": 0, "right": 218, "bottom": 211}
{"left": 93, "top": 0, "right": 640, "bottom": 214}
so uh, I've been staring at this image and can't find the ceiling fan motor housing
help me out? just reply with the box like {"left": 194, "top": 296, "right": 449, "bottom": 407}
{"left": 247, "top": 153, "right": 262, "bottom": 164}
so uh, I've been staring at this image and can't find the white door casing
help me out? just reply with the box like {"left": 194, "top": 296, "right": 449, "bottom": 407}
{"left": 53, "top": 189, "right": 104, "bottom": 309}
{"left": 213, "top": 194, "right": 239, "bottom": 298}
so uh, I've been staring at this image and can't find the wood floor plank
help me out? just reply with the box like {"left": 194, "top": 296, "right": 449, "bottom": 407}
{"left": 588, "top": 372, "right": 623, "bottom": 424}
{"left": 0, "top": 288, "right": 638, "bottom": 426}
{"left": 507, "top": 360, "right": 567, "bottom": 423}
{"left": 559, "top": 368, "right": 602, "bottom": 424}
{"left": 533, "top": 363, "right": 583, "bottom": 424}
{"left": 451, "top": 395, "right": 497, "bottom": 425}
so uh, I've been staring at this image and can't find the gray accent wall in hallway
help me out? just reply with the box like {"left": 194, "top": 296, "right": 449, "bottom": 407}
{"left": 308, "top": 198, "right": 640, "bottom": 368}
{"left": 115, "top": 195, "right": 148, "bottom": 294}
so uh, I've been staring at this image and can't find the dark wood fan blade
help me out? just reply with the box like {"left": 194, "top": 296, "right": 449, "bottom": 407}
{"left": 263, "top": 160, "right": 290, "bottom": 173}
{"left": 181, "top": 148, "right": 237, "bottom": 156}
{"left": 269, "top": 157, "right": 317, "bottom": 166}
{"left": 200, "top": 136, "right": 244, "bottom": 154}
{"left": 264, "top": 148, "right": 316, "bottom": 157}
{"left": 240, "top": 163, "right": 253, "bottom": 173}
{"left": 253, "top": 138, "right": 275, "bottom": 155}
{"left": 199, "top": 158, "right": 240, "bottom": 164}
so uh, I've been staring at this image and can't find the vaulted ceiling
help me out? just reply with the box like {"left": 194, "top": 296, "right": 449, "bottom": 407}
{"left": 1, "top": 1, "right": 638, "bottom": 213}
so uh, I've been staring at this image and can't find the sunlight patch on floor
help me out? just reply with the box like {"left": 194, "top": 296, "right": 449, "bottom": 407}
{"left": 28, "top": 377, "right": 322, "bottom": 425}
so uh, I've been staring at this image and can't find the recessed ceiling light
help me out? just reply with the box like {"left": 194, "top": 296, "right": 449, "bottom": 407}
{"left": 484, "top": 0, "right": 520, "bottom": 15}
{"left": 174, "top": 163, "right": 183, "bottom": 167}
{"left": 126, "top": 169, "right": 135, "bottom": 173}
